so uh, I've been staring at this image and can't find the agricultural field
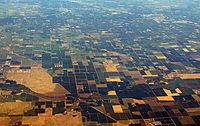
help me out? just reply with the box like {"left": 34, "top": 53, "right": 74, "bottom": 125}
{"left": 0, "top": 0, "right": 200, "bottom": 125}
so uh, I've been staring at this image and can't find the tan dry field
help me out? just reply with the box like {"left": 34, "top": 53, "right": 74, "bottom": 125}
{"left": 0, "top": 109, "right": 83, "bottom": 126}
{"left": 22, "top": 109, "right": 82, "bottom": 126}
{"left": 0, "top": 102, "right": 33, "bottom": 115}
{"left": 103, "top": 59, "right": 119, "bottom": 72}
{"left": 0, "top": 117, "right": 11, "bottom": 126}
{"left": 6, "top": 67, "right": 70, "bottom": 99}
{"left": 31, "top": 84, "right": 70, "bottom": 101}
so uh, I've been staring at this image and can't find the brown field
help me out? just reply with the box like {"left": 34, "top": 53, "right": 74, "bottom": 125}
{"left": 0, "top": 109, "right": 83, "bottom": 126}
{"left": 103, "top": 59, "right": 119, "bottom": 72}
{"left": 0, "top": 117, "right": 11, "bottom": 126}
{"left": 0, "top": 102, "right": 33, "bottom": 115}
{"left": 22, "top": 110, "right": 82, "bottom": 126}
{"left": 6, "top": 67, "right": 70, "bottom": 99}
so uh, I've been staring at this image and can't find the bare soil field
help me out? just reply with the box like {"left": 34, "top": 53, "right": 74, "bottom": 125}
{"left": 6, "top": 67, "right": 70, "bottom": 98}
{"left": 0, "top": 109, "right": 83, "bottom": 126}
{"left": 0, "top": 102, "right": 33, "bottom": 115}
